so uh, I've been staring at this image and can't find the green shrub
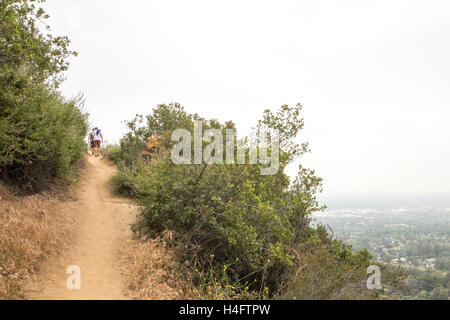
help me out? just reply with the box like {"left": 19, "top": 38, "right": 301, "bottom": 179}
{"left": 102, "top": 145, "right": 122, "bottom": 163}
{"left": 0, "top": 0, "right": 87, "bottom": 192}
{"left": 113, "top": 103, "right": 374, "bottom": 299}
{"left": 0, "top": 78, "right": 88, "bottom": 192}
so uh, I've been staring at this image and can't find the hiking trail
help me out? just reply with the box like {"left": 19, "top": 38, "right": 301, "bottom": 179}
{"left": 25, "top": 156, "right": 138, "bottom": 300}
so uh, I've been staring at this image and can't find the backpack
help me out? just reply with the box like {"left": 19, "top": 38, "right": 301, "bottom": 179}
{"left": 94, "top": 130, "right": 102, "bottom": 140}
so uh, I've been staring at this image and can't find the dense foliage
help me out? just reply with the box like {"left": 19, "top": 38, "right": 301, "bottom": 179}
{"left": 0, "top": 0, "right": 87, "bottom": 191}
{"left": 112, "top": 103, "right": 374, "bottom": 299}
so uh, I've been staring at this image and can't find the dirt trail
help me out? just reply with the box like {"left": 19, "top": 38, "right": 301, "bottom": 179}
{"left": 26, "top": 156, "right": 138, "bottom": 300}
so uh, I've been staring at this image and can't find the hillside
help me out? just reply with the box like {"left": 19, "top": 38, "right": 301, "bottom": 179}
{"left": 0, "top": 0, "right": 379, "bottom": 301}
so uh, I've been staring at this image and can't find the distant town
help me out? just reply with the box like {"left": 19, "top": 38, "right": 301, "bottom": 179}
{"left": 315, "top": 206, "right": 450, "bottom": 300}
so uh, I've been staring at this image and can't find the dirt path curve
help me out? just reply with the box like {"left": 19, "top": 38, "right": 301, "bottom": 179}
{"left": 26, "top": 156, "right": 138, "bottom": 300}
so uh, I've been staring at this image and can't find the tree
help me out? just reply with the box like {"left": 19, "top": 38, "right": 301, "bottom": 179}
{"left": 0, "top": 0, "right": 86, "bottom": 190}
{"left": 0, "top": 0, "right": 76, "bottom": 88}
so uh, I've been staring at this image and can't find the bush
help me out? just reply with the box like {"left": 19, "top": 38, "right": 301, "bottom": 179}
{"left": 113, "top": 103, "right": 374, "bottom": 299}
{"left": 102, "top": 145, "right": 122, "bottom": 163}
{"left": 0, "top": 83, "right": 88, "bottom": 191}
{"left": 279, "top": 226, "right": 373, "bottom": 299}
{"left": 0, "top": 0, "right": 87, "bottom": 192}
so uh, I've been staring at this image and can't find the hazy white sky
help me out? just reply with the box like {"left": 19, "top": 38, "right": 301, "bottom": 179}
{"left": 42, "top": 0, "right": 450, "bottom": 204}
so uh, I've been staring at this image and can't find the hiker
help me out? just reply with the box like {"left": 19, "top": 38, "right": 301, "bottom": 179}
{"left": 88, "top": 128, "right": 95, "bottom": 155}
{"left": 93, "top": 127, "right": 104, "bottom": 157}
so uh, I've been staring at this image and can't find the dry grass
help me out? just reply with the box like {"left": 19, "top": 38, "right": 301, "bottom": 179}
{"left": 278, "top": 248, "right": 373, "bottom": 300}
{"left": 0, "top": 184, "right": 76, "bottom": 299}
{"left": 126, "top": 231, "right": 191, "bottom": 300}
{"left": 125, "top": 231, "right": 256, "bottom": 300}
